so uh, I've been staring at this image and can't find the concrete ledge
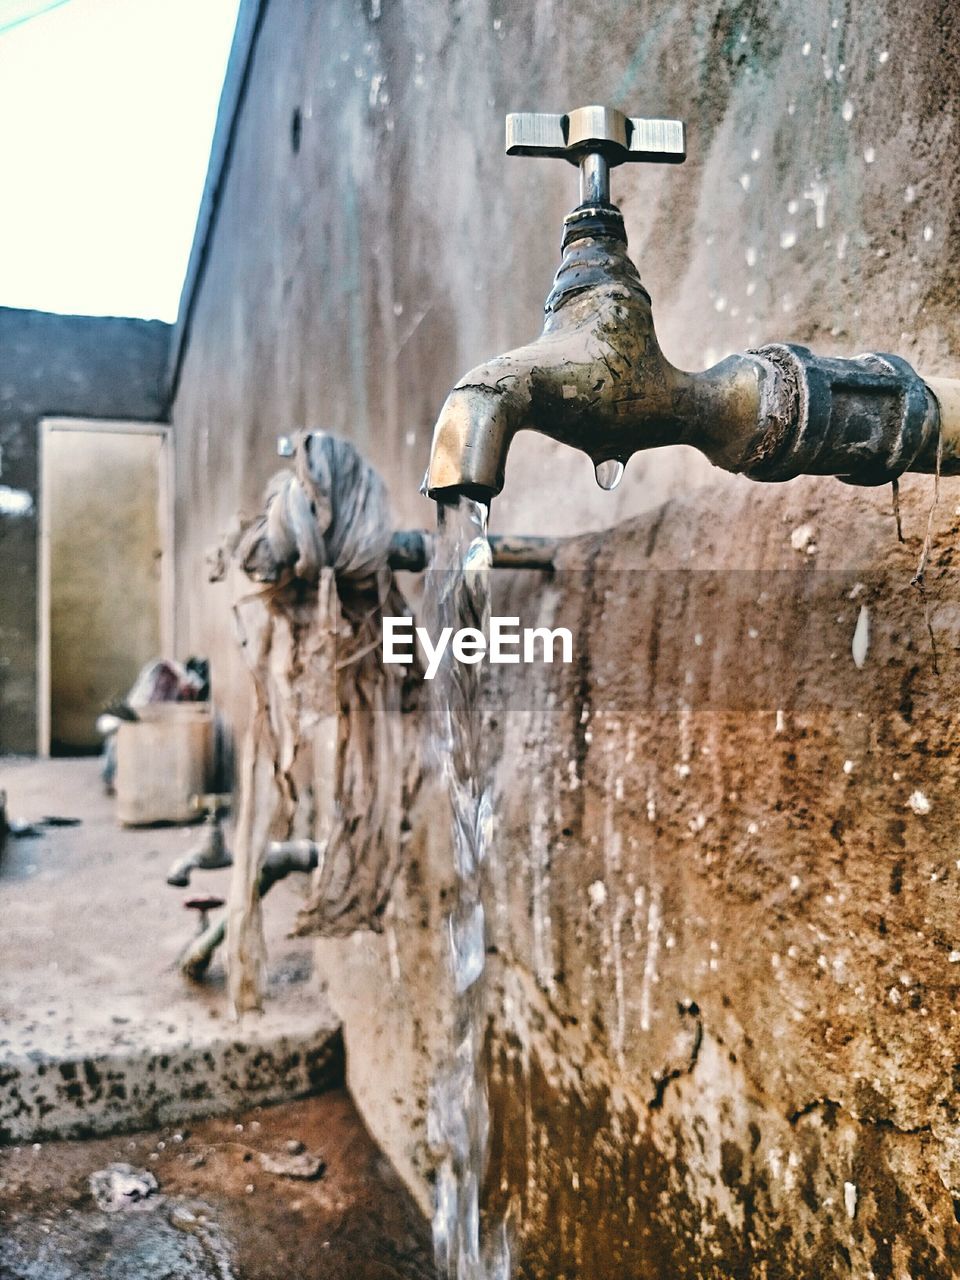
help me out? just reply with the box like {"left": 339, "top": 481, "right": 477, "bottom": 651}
{"left": 0, "top": 1015, "right": 343, "bottom": 1144}
{"left": 0, "top": 758, "right": 343, "bottom": 1145}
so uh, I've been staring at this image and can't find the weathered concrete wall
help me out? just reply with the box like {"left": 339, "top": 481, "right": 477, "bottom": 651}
{"left": 0, "top": 309, "right": 170, "bottom": 754}
{"left": 170, "top": 0, "right": 960, "bottom": 1273}
{"left": 485, "top": 477, "right": 960, "bottom": 1275}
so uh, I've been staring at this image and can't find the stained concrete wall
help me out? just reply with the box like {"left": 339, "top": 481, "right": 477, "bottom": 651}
{"left": 0, "top": 309, "right": 170, "bottom": 755}
{"left": 170, "top": 0, "right": 960, "bottom": 1273}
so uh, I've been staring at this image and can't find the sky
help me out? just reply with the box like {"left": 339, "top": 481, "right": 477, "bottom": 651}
{"left": 0, "top": 0, "right": 241, "bottom": 321}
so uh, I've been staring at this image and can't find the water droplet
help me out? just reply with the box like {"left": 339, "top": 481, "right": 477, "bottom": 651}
{"left": 594, "top": 459, "right": 624, "bottom": 491}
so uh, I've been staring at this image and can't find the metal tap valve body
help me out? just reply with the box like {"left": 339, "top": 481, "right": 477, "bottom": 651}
{"left": 424, "top": 105, "right": 957, "bottom": 504}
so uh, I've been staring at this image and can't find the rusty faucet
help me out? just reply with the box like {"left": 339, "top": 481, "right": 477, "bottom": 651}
{"left": 425, "top": 105, "right": 960, "bottom": 503}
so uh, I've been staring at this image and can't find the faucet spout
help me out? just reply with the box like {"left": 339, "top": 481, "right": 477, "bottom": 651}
{"left": 426, "top": 201, "right": 957, "bottom": 504}
{"left": 425, "top": 211, "right": 767, "bottom": 501}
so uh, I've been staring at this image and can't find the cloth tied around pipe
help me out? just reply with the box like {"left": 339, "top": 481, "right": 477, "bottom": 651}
{"left": 226, "top": 432, "right": 421, "bottom": 1015}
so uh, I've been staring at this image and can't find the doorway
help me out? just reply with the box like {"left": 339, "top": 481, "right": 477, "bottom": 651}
{"left": 38, "top": 418, "right": 172, "bottom": 756}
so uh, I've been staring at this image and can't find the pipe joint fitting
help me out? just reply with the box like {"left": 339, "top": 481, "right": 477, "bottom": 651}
{"left": 744, "top": 343, "right": 936, "bottom": 485}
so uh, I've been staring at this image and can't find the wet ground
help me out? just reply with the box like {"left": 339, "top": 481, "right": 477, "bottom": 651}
{"left": 0, "top": 1089, "right": 436, "bottom": 1279}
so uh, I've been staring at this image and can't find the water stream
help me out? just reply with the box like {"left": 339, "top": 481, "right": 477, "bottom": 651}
{"left": 425, "top": 496, "right": 509, "bottom": 1280}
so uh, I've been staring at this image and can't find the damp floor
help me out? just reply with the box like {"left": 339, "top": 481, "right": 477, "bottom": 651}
{"left": 0, "top": 1089, "right": 435, "bottom": 1279}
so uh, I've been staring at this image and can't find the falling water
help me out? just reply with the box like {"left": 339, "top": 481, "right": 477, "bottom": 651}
{"left": 425, "top": 496, "right": 510, "bottom": 1280}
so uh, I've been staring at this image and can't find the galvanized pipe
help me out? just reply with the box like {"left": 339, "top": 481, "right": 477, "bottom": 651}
{"left": 388, "top": 530, "right": 556, "bottom": 572}
{"left": 921, "top": 377, "right": 960, "bottom": 470}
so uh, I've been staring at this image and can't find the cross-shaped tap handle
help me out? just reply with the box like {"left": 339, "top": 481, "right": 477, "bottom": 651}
{"left": 505, "top": 105, "right": 686, "bottom": 205}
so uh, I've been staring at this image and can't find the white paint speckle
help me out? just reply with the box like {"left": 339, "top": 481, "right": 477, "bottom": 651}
{"left": 949, "top": 951, "right": 960, "bottom": 964}
{"left": 907, "top": 790, "right": 931, "bottom": 816}
{"left": 878, "top": 49, "right": 889, "bottom": 64}
{"left": 863, "top": 146, "right": 876, "bottom": 164}
{"left": 639, "top": 891, "right": 662, "bottom": 1032}
{"left": 923, "top": 224, "right": 934, "bottom": 242}
{"left": 790, "top": 523, "right": 816, "bottom": 552}
{"left": 844, "top": 1181, "right": 858, "bottom": 1219}
{"left": 842, "top": 99, "right": 854, "bottom": 122}
{"left": 801, "top": 40, "right": 811, "bottom": 55}
{"left": 803, "top": 179, "right": 829, "bottom": 229}
{"left": 843, "top": 760, "right": 854, "bottom": 775}
{"left": 745, "top": 245, "right": 758, "bottom": 267}
{"left": 739, "top": 172, "right": 751, "bottom": 191}
{"left": 780, "top": 228, "right": 798, "bottom": 250}
{"left": 852, "top": 605, "right": 870, "bottom": 669}
{"left": 588, "top": 880, "right": 607, "bottom": 908}
{"left": 789, "top": 874, "right": 802, "bottom": 892}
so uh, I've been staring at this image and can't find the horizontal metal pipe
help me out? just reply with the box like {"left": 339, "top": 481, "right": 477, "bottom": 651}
{"left": 388, "top": 530, "right": 556, "bottom": 572}
{"left": 922, "top": 376, "right": 960, "bottom": 470}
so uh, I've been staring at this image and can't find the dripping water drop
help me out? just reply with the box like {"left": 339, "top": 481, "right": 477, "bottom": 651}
{"left": 595, "top": 459, "right": 624, "bottom": 491}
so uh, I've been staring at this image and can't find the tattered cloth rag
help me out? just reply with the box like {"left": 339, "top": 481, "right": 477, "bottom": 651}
{"left": 226, "top": 433, "right": 420, "bottom": 1015}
